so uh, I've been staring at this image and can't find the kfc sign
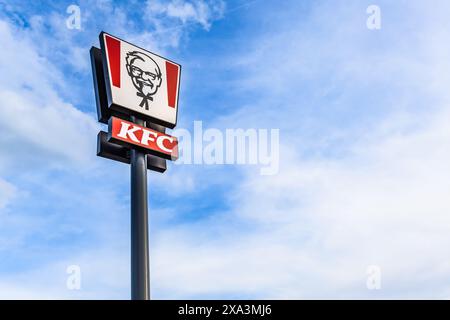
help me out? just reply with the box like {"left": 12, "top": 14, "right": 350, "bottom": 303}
{"left": 92, "top": 32, "right": 182, "bottom": 300}
{"left": 100, "top": 32, "right": 181, "bottom": 128}
{"left": 108, "top": 117, "right": 178, "bottom": 160}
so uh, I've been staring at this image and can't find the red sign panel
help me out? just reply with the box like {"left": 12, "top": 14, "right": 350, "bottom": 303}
{"left": 108, "top": 117, "right": 178, "bottom": 160}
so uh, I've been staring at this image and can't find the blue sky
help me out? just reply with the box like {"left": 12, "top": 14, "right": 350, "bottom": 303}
{"left": 1, "top": 0, "right": 450, "bottom": 299}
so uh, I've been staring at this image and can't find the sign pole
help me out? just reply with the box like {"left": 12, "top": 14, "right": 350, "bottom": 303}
{"left": 130, "top": 116, "right": 150, "bottom": 300}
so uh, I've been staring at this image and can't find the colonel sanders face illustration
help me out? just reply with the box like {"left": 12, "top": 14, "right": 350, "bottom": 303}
{"left": 126, "top": 51, "right": 162, "bottom": 110}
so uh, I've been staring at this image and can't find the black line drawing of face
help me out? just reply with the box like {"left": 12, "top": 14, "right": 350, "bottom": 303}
{"left": 126, "top": 51, "right": 162, "bottom": 110}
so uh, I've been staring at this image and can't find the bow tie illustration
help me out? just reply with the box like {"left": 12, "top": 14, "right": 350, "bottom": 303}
{"left": 136, "top": 92, "right": 153, "bottom": 110}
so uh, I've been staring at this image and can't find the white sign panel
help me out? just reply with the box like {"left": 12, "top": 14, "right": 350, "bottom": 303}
{"left": 100, "top": 32, "right": 181, "bottom": 128}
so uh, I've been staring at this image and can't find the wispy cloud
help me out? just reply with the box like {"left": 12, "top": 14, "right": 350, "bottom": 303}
{"left": 148, "top": 0, "right": 450, "bottom": 299}
{"left": 147, "top": 0, "right": 226, "bottom": 31}
{"left": 0, "top": 179, "right": 16, "bottom": 210}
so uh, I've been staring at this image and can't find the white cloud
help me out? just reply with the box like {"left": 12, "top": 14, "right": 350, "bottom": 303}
{"left": 0, "top": 179, "right": 16, "bottom": 210}
{"left": 147, "top": 0, "right": 226, "bottom": 31}
{"left": 151, "top": 108, "right": 450, "bottom": 299}
{"left": 0, "top": 249, "right": 129, "bottom": 299}
{"left": 147, "top": 0, "right": 450, "bottom": 299}
{"left": 0, "top": 20, "right": 99, "bottom": 172}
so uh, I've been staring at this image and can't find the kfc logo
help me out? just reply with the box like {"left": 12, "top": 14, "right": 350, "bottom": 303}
{"left": 126, "top": 51, "right": 162, "bottom": 110}
{"left": 101, "top": 32, "right": 181, "bottom": 128}
{"left": 108, "top": 117, "right": 178, "bottom": 160}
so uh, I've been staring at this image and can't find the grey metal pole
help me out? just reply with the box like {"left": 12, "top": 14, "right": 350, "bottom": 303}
{"left": 130, "top": 116, "right": 150, "bottom": 300}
